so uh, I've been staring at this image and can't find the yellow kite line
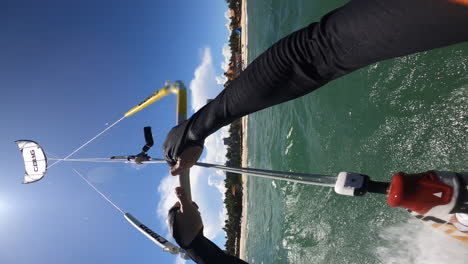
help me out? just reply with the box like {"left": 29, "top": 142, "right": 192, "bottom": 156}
{"left": 48, "top": 81, "right": 187, "bottom": 169}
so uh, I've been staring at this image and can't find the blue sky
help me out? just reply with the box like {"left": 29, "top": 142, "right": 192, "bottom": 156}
{"left": 0, "top": 1, "right": 232, "bottom": 263}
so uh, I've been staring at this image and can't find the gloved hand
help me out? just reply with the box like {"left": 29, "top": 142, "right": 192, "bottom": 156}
{"left": 163, "top": 120, "right": 204, "bottom": 175}
{"left": 168, "top": 187, "right": 204, "bottom": 247}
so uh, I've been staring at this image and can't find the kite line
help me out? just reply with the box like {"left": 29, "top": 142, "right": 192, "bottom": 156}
{"left": 73, "top": 168, "right": 125, "bottom": 214}
{"left": 47, "top": 116, "right": 126, "bottom": 169}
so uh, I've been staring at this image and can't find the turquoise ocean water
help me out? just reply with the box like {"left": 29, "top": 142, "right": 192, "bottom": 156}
{"left": 242, "top": 1, "right": 468, "bottom": 263}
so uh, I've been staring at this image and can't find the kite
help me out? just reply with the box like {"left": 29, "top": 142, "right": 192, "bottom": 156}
{"left": 15, "top": 140, "right": 48, "bottom": 184}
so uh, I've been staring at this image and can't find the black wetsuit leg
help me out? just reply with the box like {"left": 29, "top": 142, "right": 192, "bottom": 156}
{"left": 164, "top": 0, "right": 468, "bottom": 164}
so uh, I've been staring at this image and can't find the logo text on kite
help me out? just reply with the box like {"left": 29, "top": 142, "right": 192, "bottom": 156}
{"left": 30, "top": 150, "right": 38, "bottom": 172}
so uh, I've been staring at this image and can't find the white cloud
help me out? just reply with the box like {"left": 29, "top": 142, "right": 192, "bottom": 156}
{"left": 219, "top": 10, "right": 234, "bottom": 86}
{"left": 224, "top": 9, "right": 231, "bottom": 31}
{"left": 189, "top": 47, "right": 221, "bottom": 112}
{"left": 157, "top": 47, "right": 229, "bottom": 250}
{"left": 215, "top": 75, "right": 227, "bottom": 85}
{"left": 220, "top": 43, "right": 231, "bottom": 72}
{"left": 215, "top": 44, "right": 232, "bottom": 85}
{"left": 156, "top": 173, "right": 180, "bottom": 223}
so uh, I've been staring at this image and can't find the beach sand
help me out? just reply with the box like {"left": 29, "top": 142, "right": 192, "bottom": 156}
{"left": 239, "top": 0, "right": 249, "bottom": 260}
{"left": 240, "top": 0, "right": 248, "bottom": 71}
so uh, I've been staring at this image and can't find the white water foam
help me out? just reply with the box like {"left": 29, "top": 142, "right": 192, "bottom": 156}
{"left": 285, "top": 126, "right": 294, "bottom": 155}
{"left": 284, "top": 141, "right": 293, "bottom": 155}
{"left": 286, "top": 127, "right": 294, "bottom": 139}
{"left": 376, "top": 218, "right": 468, "bottom": 264}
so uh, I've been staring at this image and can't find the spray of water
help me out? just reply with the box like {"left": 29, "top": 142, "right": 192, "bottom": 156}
{"left": 376, "top": 218, "right": 468, "bottom": 264}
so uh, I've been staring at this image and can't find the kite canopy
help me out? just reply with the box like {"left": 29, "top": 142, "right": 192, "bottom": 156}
{"left": 15, "top": 140, "right": 47, "bottom": 184}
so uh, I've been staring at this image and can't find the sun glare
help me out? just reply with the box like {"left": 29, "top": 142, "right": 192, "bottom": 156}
{"left": 0, "top": 199, "right": 7, "bottom": 213}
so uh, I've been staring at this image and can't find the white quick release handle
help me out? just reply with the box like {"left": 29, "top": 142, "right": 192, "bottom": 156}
{"left": 335, "top": 172, "right": 390, "bottom": 196}
{"left": 124, "top": 213, "right": 180, "bottom": 255}
{"left": 334, "top": 172, "right": 366, "bottom": 196}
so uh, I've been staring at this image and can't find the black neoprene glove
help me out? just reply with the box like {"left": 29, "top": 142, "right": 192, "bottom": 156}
{"left": 163, "top": 119, "right": 205, "bottom": 166}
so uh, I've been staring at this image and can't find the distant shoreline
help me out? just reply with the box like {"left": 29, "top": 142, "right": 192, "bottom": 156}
{"left": 239, "top": 0, "right": 248, "bottom": 260}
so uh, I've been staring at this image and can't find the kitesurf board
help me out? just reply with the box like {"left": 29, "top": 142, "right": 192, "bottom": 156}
{"left": 412, "top": 212, "right": 468, "bottom": 245}
{"left": 409, "top": 171, "right": 468, "bottom": 246}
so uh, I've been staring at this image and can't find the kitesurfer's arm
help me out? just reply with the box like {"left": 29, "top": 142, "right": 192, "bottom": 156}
{"left": 182, "top": 230, "right": 249, "bottom": 264}
{"left": 170, "top": 187, "right": 204, "bottom": 247}
{"left": 168, "top": 187, "right": 248, "bottom": 264}
{"left": 163, "top": 0, "right": 468, "bottom": 173}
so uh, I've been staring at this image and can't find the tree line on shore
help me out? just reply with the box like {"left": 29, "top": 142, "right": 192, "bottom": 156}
{"left": 221, "top": 0, "right": 245, "bottom": 257}
{"left": 224, "top": 0, "right": 243, "bottom": 84}
{"left": 222, "top": 119, "right": 243, "bottom": 256}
